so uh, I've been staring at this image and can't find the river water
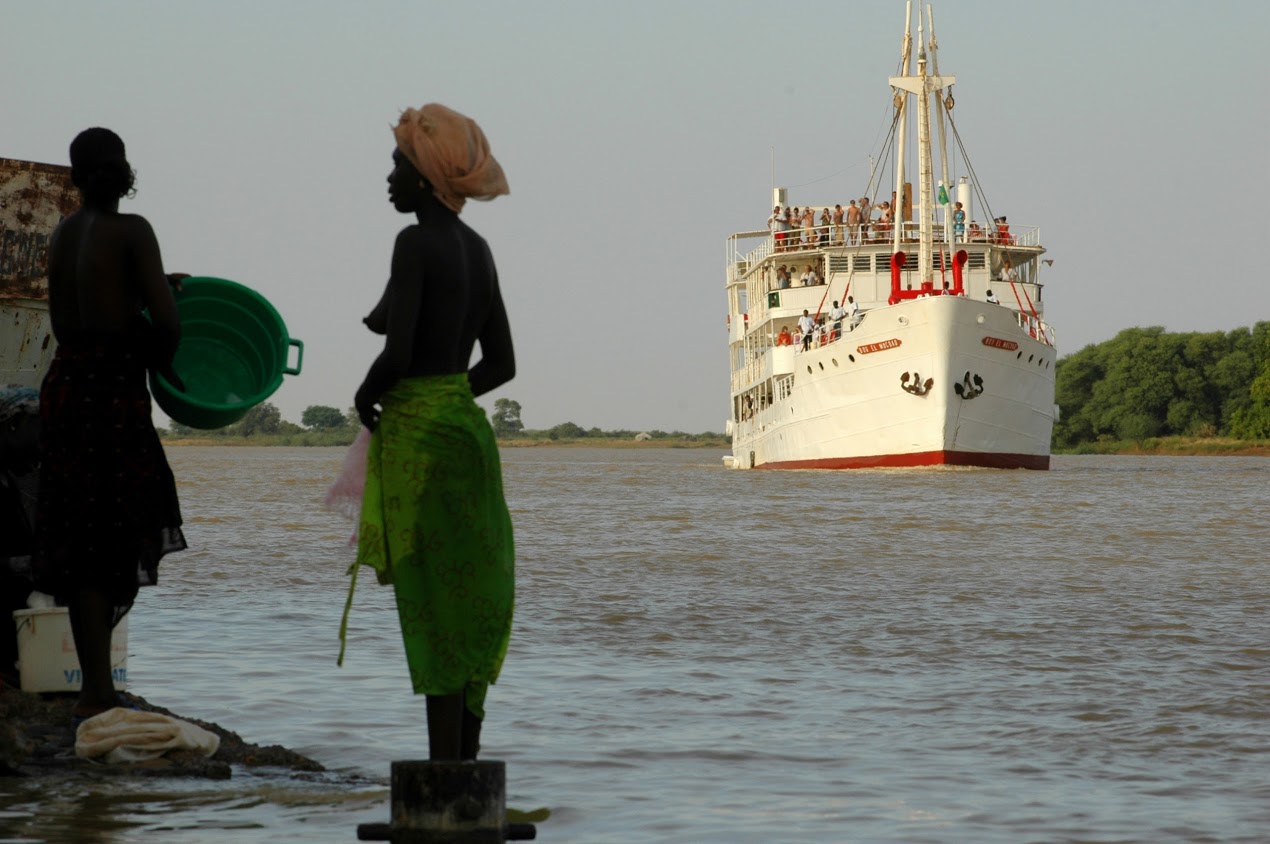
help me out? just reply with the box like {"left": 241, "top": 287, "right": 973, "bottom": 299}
{"left": 2, "top": 447, "right": 1266, "bottom": 843}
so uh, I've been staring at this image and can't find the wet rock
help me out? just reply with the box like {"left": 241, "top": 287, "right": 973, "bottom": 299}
{"left": 0, "top": 686, "right": 323, "bottom": 779}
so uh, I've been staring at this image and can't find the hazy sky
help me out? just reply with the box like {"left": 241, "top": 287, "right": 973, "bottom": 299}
{"left": 5, "top": 1, "right": 1268, "bottom": 432}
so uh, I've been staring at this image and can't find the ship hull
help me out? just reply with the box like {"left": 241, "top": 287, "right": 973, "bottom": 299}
{"left": 729, "top": 295, "right": 1055, "bottom": 470}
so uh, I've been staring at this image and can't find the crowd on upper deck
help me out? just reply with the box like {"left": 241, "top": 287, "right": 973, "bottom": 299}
{"left": 767, "top": 199, "right": 1015, "bottom": 249}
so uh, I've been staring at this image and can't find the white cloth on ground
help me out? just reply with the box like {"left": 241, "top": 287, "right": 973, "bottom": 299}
{"left": 75, "top": 707, "right": 220, "bottom": 764}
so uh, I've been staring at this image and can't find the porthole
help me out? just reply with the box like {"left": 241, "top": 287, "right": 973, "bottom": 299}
{"left": 1028, "top": 354, "right": 1034, "bottom": 363}
{"left": 1016, "top": 351, "right": 1022, "bottom": 359}
{"left": 818, "top": 362, "right": 824, "bottom": 371}
{"left": 898, "top": 315, "right": 909, "bottom": 326}
{"left": 976, "top": 314, "right": 986, "bottom": 324}
{"left": 807, "top": 366, "right": 813, "bottom": 374}
{"left": 832, "top": 359, "right": 839, "bottom": 367}
{"left": 848, "top": 354, "right": 856, "bottom": 362}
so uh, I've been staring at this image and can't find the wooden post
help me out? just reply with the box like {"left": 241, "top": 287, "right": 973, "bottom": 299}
{"left": 383, "top": 760, "right": 504, "bottom": 843}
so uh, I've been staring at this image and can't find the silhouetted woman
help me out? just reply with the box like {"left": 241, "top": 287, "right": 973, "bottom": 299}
{"left": 340, "top": 105, "right": 514, "bottom": 761}
{"left": 36, "top": 128, "right": 187, "bottom": 720}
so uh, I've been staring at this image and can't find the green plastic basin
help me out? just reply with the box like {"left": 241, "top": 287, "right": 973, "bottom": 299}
{"left": 150, "top": 277, "right": 303, "bottom": 429}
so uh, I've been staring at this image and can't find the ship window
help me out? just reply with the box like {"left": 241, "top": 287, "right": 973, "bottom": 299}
{"left": 832, "top": 358, "right": 838, "bottom": 366}
{"left": 848, "top": 354, "right": 856, "bottom": 362}
{"left": 1016, "top": 351, "right": 1022, "bottom": 359}
{"left": 818, "top": 362, "right": 824, "bottom": 370}
{"left": 852, "top": 255, "right": 872, "bottom": 272}
{"left": 828, "top": 256, "right": 850, "bottom": 273}
{"left": 806, "top": 366, "right": 813, "bottom": 374}
{"left": 966, "top": 251, "right": 986, "bottom": 268}
{"left": 1028, "top": 354, "right": 1034, "bottom": 362}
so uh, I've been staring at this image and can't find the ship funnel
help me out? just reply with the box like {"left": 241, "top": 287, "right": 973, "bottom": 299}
{"left": 772, "top": 187, "right": 787, "bottom": 211}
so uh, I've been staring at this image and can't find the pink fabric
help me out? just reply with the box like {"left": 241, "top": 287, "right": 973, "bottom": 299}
{"left": 393, "top": 104, "right": 509, "bottom": 214}
{"left": 325, "top": 426, "right": 371, "bottom": 547}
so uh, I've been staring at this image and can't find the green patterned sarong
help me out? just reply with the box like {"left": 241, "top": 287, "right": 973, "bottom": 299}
{"left": 340, "top": 374, "right": 514, "bottom": 719}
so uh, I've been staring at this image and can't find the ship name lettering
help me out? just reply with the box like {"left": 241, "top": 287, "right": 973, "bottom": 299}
{"left": 856, "top": 338, "right": 902, "bottom": 354}
{"left": 981, "top": 336, "right": 1019, "bottom": 351}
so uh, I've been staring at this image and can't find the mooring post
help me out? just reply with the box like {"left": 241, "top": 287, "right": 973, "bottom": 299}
{"left": 393, "top": 760, "right": 504, "bottom": 842}
{"left": 357, "top": 759, "right": 534, "bottom": 842}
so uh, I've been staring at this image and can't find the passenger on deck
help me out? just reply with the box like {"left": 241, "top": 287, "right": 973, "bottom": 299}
{"left": 848, "top": 295, "right": 860, "bottom": 329}
{"left": 847, "top": 200, "right": 861, "bottom": 245}
{"left": 878, "top": 201, "right": 892, "bottom": 239}
{"left": 801, "top": 264, "right": 819, "bottom": 287}
{"left": 819, "top": 208, "right": 832, "bottom": 245}
{"left": 798, "top": 310, "right": 815, "bottom": 351}
{"left": 801, "top": 207, "right": 815, "bottom": 245}
{"left": 969, "top": 220, "right": 984, "bottom": 241}
{"left": 998, "top": 258, "right": 1018, "bottom": 285}
{"left": 770, "top": 205, "right": 785, "bottom": 251}
{"left": 790, "top": 207, "right": 801, "bottom": 247}
{"left": 832, "top": 204, "right": 845, "bottom": 244}
{"left": 986, "top": 289, "right": 1001, "bottom": 305}
{"left": 778, "top": 266, "right": 792, "bottom": 289}
{"left": 776, "top": 326, "right": 793, "bottom": 346}
{"left": 829, "top": 300, "right": 847, "bottom": 339}
{"left": 953, "top": 202, "right": 966, "bottom": 240}
{"left": 998, "top": 216, "right": 1012, "bottom": 244}
{"left": 860, "top": 197, "right": 873, "bottom": 242}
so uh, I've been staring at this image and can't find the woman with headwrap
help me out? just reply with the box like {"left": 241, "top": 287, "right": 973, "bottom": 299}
{"left": 341, "top": 104, "right": 514, "bottom": 761}
{"left": 35, "top": 128, "right": 187, "bottom": 720}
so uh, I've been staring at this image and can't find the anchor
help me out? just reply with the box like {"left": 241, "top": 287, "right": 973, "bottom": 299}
{"left": 953, "top": 371, "right": 984, "bottom": 400}
{"left": 900, "top": 371, "right": 934, "bottom": 396}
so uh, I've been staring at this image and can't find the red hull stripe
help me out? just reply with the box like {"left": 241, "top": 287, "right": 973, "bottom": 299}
{"left": 759, "top": 450, "right": 1050, "bottom": 470}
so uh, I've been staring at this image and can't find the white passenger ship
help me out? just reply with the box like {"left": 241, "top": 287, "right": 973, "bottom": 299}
{"left": 724, "top": 2, "right": 1056, "bottom": 470}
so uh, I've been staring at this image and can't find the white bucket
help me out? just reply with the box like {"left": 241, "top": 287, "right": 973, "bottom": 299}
{"left": 12, "top": 607, "right": 128, "bottom": 693}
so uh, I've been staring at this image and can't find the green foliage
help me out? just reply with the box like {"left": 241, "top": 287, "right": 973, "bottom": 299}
{"left": 302, "top": 404, "right": 347, "bottom": 430}
{"left": 233, "top": 402, "right": 282, "bottom": 437}
{"left": 548, "top": 421, "right": 586, "bottom": 440}
{"left": 1054, "top": 322, "right": 1270, "bottom": 446}
{"left": 491, "top": 398, "right": 524, "bottom": 438}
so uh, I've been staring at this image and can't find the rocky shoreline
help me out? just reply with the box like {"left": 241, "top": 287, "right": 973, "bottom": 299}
{"left": 0, "top": 687, "right": 325, "bottom": 780}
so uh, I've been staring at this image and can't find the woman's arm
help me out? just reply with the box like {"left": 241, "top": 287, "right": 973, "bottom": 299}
{"left": 128, "top": 215, "right": 184, "bottom": 389}
{"left": 355, "top": 229, "right": 423, "bottom": 429}
{"left": 467, "top": 254, "right": 514, "bottom": 398}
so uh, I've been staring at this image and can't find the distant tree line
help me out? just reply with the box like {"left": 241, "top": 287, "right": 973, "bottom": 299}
{"left": 163, "top": 403, "right": 360, "bottom": 445}
{"left": 162, "top": 398, "right": 725, "bottom": 444}
{"left": 1054, "top": 323, "right": 1270, "bottom": 447}
{"left": 489, "top": 398, "right": 724, "bottom": 441}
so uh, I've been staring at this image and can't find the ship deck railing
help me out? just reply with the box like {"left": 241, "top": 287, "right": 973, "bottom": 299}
{"left": 728, "top": 224, "right": 1041, "bottom": 279}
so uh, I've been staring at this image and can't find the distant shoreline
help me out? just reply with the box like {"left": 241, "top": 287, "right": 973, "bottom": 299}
{"left": 159, "top": 435, "right": 1265, "bottom": 455}
{"left": 162, "top": 436, "right": 731, "bottom": 449}
{"left": 1052, "top": 437, "right": 1267, "bottom": 457}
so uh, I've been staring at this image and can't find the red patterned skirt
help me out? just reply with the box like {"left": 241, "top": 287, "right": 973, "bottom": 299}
{"left": 34, "top": 337, "right": 186, "bottom": 627}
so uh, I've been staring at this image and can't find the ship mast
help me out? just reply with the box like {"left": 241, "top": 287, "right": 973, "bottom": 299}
{"left": 891, "top": 2, "right": 913, "bottom": 256}
{"left": 927, "top": 4, "right": 954, "bottom": 247}
{"left": 891, "top": 3, "right": 955, "bottom": 287}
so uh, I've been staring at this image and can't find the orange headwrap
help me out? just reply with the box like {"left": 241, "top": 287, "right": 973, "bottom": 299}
{"left": 393, "top": 104, "right": 509, "bottom": 214}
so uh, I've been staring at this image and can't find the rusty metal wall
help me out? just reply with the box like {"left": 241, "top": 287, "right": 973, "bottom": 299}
{"left": 1, "top": 157, "right": 74, "bottom": 386}
{"left": 1, "top": 157, "right": 79, "bottom": 301}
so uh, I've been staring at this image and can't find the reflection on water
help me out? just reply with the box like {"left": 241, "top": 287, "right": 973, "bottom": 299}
{"left": 2, "top": 448, "right": 1267, "bottom": 842}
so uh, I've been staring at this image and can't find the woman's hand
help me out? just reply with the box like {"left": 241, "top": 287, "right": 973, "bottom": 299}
{"left": 157, "top": 364, "right": 186, "bottom": 393}
{"left": 355, "top": 386, "right": 381, "bottom": 431}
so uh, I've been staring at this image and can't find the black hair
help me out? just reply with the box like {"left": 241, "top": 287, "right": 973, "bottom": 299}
{"left": 69, "top": 127, "right": 136, "bottom": 202}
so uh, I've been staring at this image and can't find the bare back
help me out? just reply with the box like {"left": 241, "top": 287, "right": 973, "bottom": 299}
{"left": 46, "top": 208, "right": 179, "bottom": 347}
